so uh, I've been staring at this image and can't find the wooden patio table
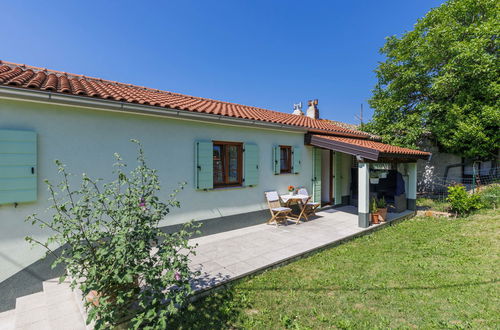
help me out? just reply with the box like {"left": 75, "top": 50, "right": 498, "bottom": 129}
{"left": 280, "top": 193, "right": 311, "bottom": 224}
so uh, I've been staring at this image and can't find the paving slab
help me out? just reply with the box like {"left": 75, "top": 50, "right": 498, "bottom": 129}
{"left": 190, "top": 206, "right": 414, "bottom": 292}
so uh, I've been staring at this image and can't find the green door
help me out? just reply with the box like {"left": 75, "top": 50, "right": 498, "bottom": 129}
{"left": 312, "top": 147, "right": 322, "bottom": 203}
{"left": 334, "top": 152, "right": 343, "bottom": 205}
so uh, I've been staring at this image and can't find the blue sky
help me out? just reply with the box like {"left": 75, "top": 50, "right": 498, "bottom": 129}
{"left": 2, "top": 0, "right": 444, "bottom": 123}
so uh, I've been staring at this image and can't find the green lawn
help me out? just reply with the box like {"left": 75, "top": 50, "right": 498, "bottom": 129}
{"left": 169, "top": 208, "right": 500, "bottom": 329}
{"left": 416, "top": 197, "right": 451, "bottom": 212}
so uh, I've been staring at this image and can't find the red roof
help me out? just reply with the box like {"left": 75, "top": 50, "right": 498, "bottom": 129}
{"left": 310, "top": 134, "right": 430, "bottom": 159}
{"left": 0, "top": 61, "right": 368, "bottom": 138}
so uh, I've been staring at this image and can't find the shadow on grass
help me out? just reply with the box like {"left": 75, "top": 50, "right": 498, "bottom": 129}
{"left": 165, "top": 271, "right": 248, "bottom": 329}
{"left": 235, "top": 278, "right": 499, "bottom": 293}
{"left": 167, "top": 285, "right": 245, "bottom": 329}
{"left": 164, "top": 278, "right": 498, "bottom": 328}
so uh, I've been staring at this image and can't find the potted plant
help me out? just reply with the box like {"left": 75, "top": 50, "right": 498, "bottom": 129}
{"left": 377, "top": 196, "right": 388, "bottom": 222}
{"left": 288, "top": 185, "right": 295, "bottom": 195}
{"left": 369, "top": 172, "right": 379, "bottom": 184}
{"left": 370, "top": 197, "right": 380, "bottom": 224}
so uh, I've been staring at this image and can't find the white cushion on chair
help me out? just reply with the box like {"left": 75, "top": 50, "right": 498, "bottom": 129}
{"left": 298, "top": 188, "right": 308, "bottom": 195}
{"left": 307, "top": 202, "right": 320, "bottom": 206}
{"left": 265, "top": 191, "right": 280, "bottom": 202}
{"left": 272, "top": 207, "right": 291, "bottom": 212}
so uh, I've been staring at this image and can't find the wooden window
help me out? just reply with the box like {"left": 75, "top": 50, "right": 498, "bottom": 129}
{"left": 280, "top": 146, "right": 292, "bottom": 174}
{"left": 213, "top": 142, "right": 243, "bottom": 187}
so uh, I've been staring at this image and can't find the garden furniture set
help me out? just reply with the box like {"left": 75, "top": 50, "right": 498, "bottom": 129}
{"left": 264, "top": 188, "right": 320, "bottom": 226}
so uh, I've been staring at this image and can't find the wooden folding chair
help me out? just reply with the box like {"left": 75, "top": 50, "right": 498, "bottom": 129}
{"left": 298, "top": 188, "right": 320, "bottom": 217}
{"left": 264, "top": 191, "right": 292, "bottom": 227}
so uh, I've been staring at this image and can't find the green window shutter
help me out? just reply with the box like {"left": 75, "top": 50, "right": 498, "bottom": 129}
{"left": 244, "top": 143, "right": 259, "bottom": 187}
{"left": 0, "top": 130, "right": 37, "bottom": 204}
{"left": 272, "top": 145, "right": 280, "bottom": 174}
{"left": 195, "top": 141, "right": 213, "bottom": 190}
{"left": 292, "top": 146, "right": 301, "bottom": 174}
{"left": 312, "top": 147, "right": 322, "bottom": 203}
{"left": 334, "top": 152, "right": 342, "bottom": 205}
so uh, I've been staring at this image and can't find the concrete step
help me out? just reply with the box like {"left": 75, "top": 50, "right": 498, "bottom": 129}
{"left": 5, "top": 278, "right": 88, "bottom": 330}
{"left": 72, "top": 286, "right": 93, "bottom": 330}
{"left": 14, "top": 292, "right": 50, "bottom": 330}
{"left": 0, "top": 310, "right": 15, "bottom": 330}
{"left": 43, "top": 279, "right": 86, "bottom": 330}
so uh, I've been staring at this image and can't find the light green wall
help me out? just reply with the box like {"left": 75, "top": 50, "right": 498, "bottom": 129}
{"left": 341, "top": 152, "right": 352, "bottom": 196}
{"left": 0, "top": 99, "right": 314, "bottom": 282}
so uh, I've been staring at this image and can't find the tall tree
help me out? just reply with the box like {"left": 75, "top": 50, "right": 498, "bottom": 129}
{"left": 366, "top": 0, "right": 499, "bottom": 159}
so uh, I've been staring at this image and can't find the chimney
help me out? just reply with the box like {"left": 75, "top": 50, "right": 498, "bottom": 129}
{"left": 306, "top": 99, "right": 319, "bottom": 119}
{"left": 292, "top": 102, "right": 303, "bottom": 115}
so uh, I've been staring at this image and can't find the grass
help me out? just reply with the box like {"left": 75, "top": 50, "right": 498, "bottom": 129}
{"left": 167, "top": 207, "right": 500, "bottom": 329}
{"left": 417, "top": 197, "right": 450, "bottom": 212}
{"left": 417, "top": 183, "right": 500, "bottom": 213}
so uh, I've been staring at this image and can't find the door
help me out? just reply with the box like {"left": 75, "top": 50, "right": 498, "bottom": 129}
{"left": 334, "top": 152, "right": 343, "bottom": 205}
{"left": 312, "top": 147, "right": 322, "bottom": 203}
{"left": 321, "top": 149, "right": 333, "bottom": 204}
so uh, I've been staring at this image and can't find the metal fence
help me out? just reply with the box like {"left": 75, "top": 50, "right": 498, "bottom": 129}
{"left": 418, "top": 166, "right": 500, "bottom": 199}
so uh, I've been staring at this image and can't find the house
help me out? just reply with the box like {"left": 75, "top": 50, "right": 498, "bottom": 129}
{"left": 0, "top": 60, "right": 430, "bottom": 309}
{"left": 324, "top": 121, "right": 499, "bottom": 194}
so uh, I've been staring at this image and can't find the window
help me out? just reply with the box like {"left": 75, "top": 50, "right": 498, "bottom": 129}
{"left": 280, "top": 146, "right": 292, "bottom": 174}
{"left": 213, "top": 141, "right": 243, "bottom": 187}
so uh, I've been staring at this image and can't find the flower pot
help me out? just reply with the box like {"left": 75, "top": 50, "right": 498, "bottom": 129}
{"left": 378, "top": 207, "right": 388, "bottom": 222}
{"left": 370, "top": 178, "right": 379, "bottom": 184}
{"left": 85, "top": 280, "right": 140, "bottom": 307}
{"left": 371, "top": 212, "right": 380, "bottom": 224}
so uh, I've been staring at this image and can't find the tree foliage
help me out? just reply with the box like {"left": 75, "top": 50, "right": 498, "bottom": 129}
{"left": 365, "top": 0, "right": 499, "bottom": 159}
{"left": 26, "top": 140, "right": 199, "bottom": 329}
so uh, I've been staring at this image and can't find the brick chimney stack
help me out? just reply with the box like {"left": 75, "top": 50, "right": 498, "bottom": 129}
{"left": 306, "top": 99, "right": 319, "bottom": 119}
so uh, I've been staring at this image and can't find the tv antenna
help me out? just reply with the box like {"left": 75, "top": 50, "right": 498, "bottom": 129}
{"left": 354, "top": 103, "right": 363, "bottom": 126}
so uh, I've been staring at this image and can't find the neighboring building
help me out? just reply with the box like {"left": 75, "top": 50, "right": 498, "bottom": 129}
{"left": 416, "top": 137, "right": 499, "bottom": 194}
{"left": 0, "top": 61, "right": 429, "bottom": 309}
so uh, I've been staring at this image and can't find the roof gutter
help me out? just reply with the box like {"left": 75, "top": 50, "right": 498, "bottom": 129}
{"left": 0, "top": 86, "right": 309, "bottom": 134}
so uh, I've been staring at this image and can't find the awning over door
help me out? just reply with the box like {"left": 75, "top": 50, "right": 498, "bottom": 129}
{"left": 305, "top": 134, "right": 431, "bottom": 162}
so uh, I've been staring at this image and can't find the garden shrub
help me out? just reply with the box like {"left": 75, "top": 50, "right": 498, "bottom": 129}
{"left": 446, "top": 184, "right": 482, "bottom": 216}
{"left": 477, "top": 183, "right": 500, "bottom": 209}
{"left": 26, "top": 140, "right": 199, "bottom": 329}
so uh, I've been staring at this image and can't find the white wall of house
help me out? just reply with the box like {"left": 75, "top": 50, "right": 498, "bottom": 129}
{"left": 0, "top": 99, "right": 314, "bottom": 282}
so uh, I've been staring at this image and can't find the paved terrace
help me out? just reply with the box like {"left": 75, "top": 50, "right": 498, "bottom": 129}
{"left": 190, "top": 206, "right": 414, "bottom": 292}
{"left": 0, "top": 206, "right": 414, "bottom": 329}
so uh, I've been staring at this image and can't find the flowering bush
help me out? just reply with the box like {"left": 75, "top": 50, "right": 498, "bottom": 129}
{"left": 26, "top": 140, "right": 199, "bottom": 329}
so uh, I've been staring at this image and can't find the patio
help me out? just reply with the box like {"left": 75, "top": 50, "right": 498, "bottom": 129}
{"left": 0, "top": 206, "right": 414, "bottom": 329}
{"left": 190, "top": 206, "right": 414, "bottom": 293}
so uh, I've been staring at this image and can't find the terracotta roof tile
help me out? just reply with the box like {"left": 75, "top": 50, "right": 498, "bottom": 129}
{"left": 325, "top": 120, "right": 381, "bottom": 140}
{"left": 0, "top": 60, "right": 368, "bottom": 138}
{"left": 313, "top": 134, "right": 430, "bottom": 157}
